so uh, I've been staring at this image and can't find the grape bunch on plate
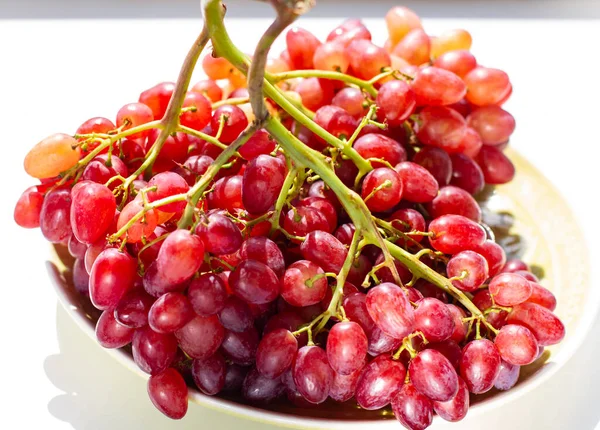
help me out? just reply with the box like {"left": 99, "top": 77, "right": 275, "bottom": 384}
{"left": 14, "top": 1, "right": 565, "bottom": 428}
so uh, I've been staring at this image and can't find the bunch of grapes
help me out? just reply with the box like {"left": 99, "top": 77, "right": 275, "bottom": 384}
{"left": 14, "top": 1, "right": 565, "bottom": 429}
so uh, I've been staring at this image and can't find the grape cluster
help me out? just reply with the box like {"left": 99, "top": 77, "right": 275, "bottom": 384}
{"left": 14, "top": 3, "right": 565, "bottom": 429}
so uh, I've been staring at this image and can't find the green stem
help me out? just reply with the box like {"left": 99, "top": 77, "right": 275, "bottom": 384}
{"left": 177, "top": 125, "right": 230, "bottom": 151}
{"left": 270, "top": 70, "right": 378, "bottom": 98}
{"left": 269, "top": 165, "right": 302, "bottom": 235}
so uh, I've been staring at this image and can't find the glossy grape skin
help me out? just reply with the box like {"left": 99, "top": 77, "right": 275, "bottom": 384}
{"left": 332, "top": 87, "right": 368, "bottom": 119}
{"left": 376, "top": 80, "right": 416, "bottom": 126}
{"left": 116, "top": 102, "right": 154, "bottom": 139}
{"left": 192, "top": 79, "right": 223, "bottom": 102}
{"left": 313, "top": 105, "right": 357, "bottom": 141}
{"left": 146, "top": 172, "right": 189, "bottom": 214}
{"left": 297, "top": 196, "right": 338, "bottom": 233}
{"left": 132, "top": 326, "right": 178, "bottom": 375}
{"left": 502, "top": 259, "right": 529, "bottom": 273}
{"left": 117, "top": 199, "right": 158, "bottom": 244}
{"left": 147, "top": 368, "right": 188, "bottom": 419}
{"left": 229, "top": 260, "right": 280, "bottom": 305}
{"left": 361, "top": 168, "right": 403, "bottom": 212}
{"left": 283, "top": 206, "right": 329, "bottom": 238}
{"left": 70, "top": 181, "right": 116, "bottom": 244}
{"left": 96, "top": 309, "right": 135, "bottom": 348}
{"left": 385, "top": 6, "right": 422, "bottom": 45}
{"left": 394, "top": 161, "right": 439, "bottom": 203}
{"left": 242, "top": 155, "right": 287, "bottom": 215}
{"left": 76, "top": 117, "right": 115, "bottom": 142}
{"left": 24, "top": 133, "right": 81, "bottom": 179}
{"left": 295, "top": 77, "right": 334, "bottom": 111}
{"left": 389, "top": 208, "right": 427, "bottom": 244}
{"left": 196, "top": 213, "right": 243, "bottom": 255}
{"left": 155, "top": 229, "right": 205, "bottom": 287}
{"left": 326, "top": 322, "right": 368, "bottom": 376}
{"left": 412, "top": 146, "right": 452, "bottom": 186}
{"left": 417, "top": 106, "right": 467, "bottom": 152}
{"left": 148, "top": 293, "right": 194, "bottom": 334}
{"left": 391, "top": 383, "right": 433, "bottom": 430}
{"left": 329, "top": 366, "right": 362, "bottom": 402}
{"left": 89, "top": 248, "right": 137, "bottom": 310}
{"left": 347, "top": 40, "right": 391, "bottom": 80}
{"left": 192, "top": 353, "right": 226, "bottom": 395}
{"left": 506, "top": 302, "right": 565, "bottom": 346}
{"left": 494, "top": 324, "right": 538, "bottom": 366}
{"left": 476, "top": 145, "right": 516, "bottom": 184}
{"left": 411, "top": 67, "right": 467, "bottom": 106}
{"left": 81, "top": 154, "right": 128, "bottom": 189}
{"left": 427, "top": 184, "right": 482, "bottom": 222}
{"left": 175, "top": 315, "right": 225, "bottom": 360}
{"left": 353, "top": 134, "right": 407, "bottom": 168}
{"left": 460, "top": 339, "right": 501, "bottom": 394}
{"left": 180, "top": 92, "right": 212, "bottom": 131}
{"left": 494, "top": 360, "right": 520, "bottom": 391}
{"left": 446, "top": 250, "right": 489, "bottom": 292}
{"left": 527, "top": 282, "right": 557, "bottom": 311}
{"left": 313, "top": 41, "right": 350, "bottom": 73}
{"left": 218, "top": 297, "right": 254, "bottom": 333}
{"left": 238, "top": 237, "right": 286, "bottom": 277}
{"left": 211, "top": 104, "right": 249, "bottom": 144}
{"left": 281, "top": 260, "right": 328, "bottom": 307}
{"left": 409, "top": 349, "right": 459, "bottom": 402}
{"left": 343, "top": 293, "right": 376, "bottom": 335}
{"left": 40, "top": 188, "right": 73, "bottom": 243}
{"left": 355, "top": 355, "right": 406, "bottom": 410}
{"left": 427, "top": 340, "right": 463, "bottom": 370}
{"left": 139, "top": 82, "right": 175, "bottom": 119}
{"left": 472, "top": 240, "right": 506, "bottom": 278}
{"left": 300, "top": 230, "right": 347, "bottom": 274}
{"left": 434, "top": 50, "right": 477, "bottom": 78}
{"left": 292, "top": 345, "right": 333, "bottom": 404}
{"left": 114, "top": 288, "right": 155, "bottom": 329}
{"left": 256, "top": 329, "right": 298, "bottom": 379}
{"left": 242, "top": 367, "right": 284, "bottom": 403}
{"left": 449, "top": 154, "right": 485, "bottom": 195}
{"left": 433, "top": 377, "right": 470, "bottom": 422}
{"left": 367, "top": 327, "right": 402, "bottom": 356}
{"left": 366, "top": 283, "right": 415, "bottom": 340}
{"left": 14, "top": 186, "right": 44, "bottom": 228}
{"left": 72, "top": 257, "right": 90, "bottom": 296}
{"left": 207, "top": 175, "right": 244, "bottom": 213}
{"left": 464, "top": 67, "right": 511, "bottom": 106}
{"left": 392, "top": 28, "right": 430, "bottom": 65}
{"left": 286, "top": 27, "right": 322, "bottom": 69}
{"left": 467, "top": 106, "right": 516, "bottom": 145}
{"left": 221, "top": 327, "right": 260, "bottom": 366}
{"left": 238, "top": 129, "right": 276, "bottom": 161}
{"left": 489, "top": 273, "right": 533, "bottom": 306}
{"left": 414, "top": 298, "right": 455, "bottom": 342}
{"left": 428, "top": 214, "right": 486, "bottom": 255}
{"left": 202, "top": 54, "right": 235, "bottom": 80}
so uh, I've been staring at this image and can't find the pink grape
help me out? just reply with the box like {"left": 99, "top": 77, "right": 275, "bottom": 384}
{"left": 446, "top": 250, "right": 489, "bottom": 292}
{"left": 326, "top": 321, "right": 368, "bottom": 375}
{"left": 256, "top": 328, "right": 298, "bottom": 379}
{"left": 489, "top": 272, "right": 533, "bottom": 306}
{"left": 494, "top": 324, "right": 539, "bottom": 366}
{"left": 506, "top": 302, "right": 565, "bottom": 346}
{"left": 355, "top": 355, "right": 406, "bottom": 410}
{"left": 96, "top": 309, "right": 135, "bottom": 348}
{"left": 293, "top": 345, "right": 334, "bottom": 404}
{"left": 433, "top": 377, "right": 470, "bottom": 422}
{"left": 175, "top": 315, "right": 225, "bottom": 360}
{"left": 411, "top": 67, "right": 467, "bottom": 106}
{"left": 409, "top": 349, "right": 459, "bottom": 401}
{"left": 391, "top": 383, "right": 433, "bottom": 430}
{"left": 460, "top": 339, "right": 501, "bottom": 394}
{"left": 414, "top": 297, "right": 455, "bottom": 342}
{"left": 366, "top": 283, "right": 415, "bottom": 340}
{"left": 147, "top": 368, "right": 188, "bottom": 419}
{"left": 428, "top": 214, "right": 487, "bottom": 254}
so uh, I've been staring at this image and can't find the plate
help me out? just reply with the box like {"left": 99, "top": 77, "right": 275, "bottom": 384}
{"left": 47, "top": 147, "right": 593, "bottom": 429}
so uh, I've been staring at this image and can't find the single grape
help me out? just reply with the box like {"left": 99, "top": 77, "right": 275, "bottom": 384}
{"left": 449, "top": 154, "right": 485, "bottom": 195}
{"left": 256, "top": 328, "right": 298, "bottom": 379}
{"left": 297, "top": 196, "right": 338, "bottom": 233}
{"left": 70, "top": 181, "right": 116, "bottom": 244}
{"left": 148, "top": 292, "right": 195, "bottom": 334}
{"left": 313, "top": 41, "right": 350, "bottom": 72}
{"left": 191, "top": 79, "right": 223, "bottom": 103}
{"left": 361, "top": 167, "right": 404, "bottom": 212}
{"left": 366, "top": 283, "right": 415, "bottom": 340}
{"left": 242, "top": 154, "right": 286, "bottom": 215}
{"left": 207, "top": 175, "right": 244, "bottom": 213}
{"left": 292, "top": 345, "right": 333, "bottom": 404}
{"left": 471, "top": 240, "right": 506, "bottom": 278}
{"left": 355, "top": 355, "right": 406, "bottom": 410}
{"left": 472, "top": 290, "right": 508, "bottom": 330}
{"left": 72, "top": 257, "right": 90, "bottom": 296}
{"left": 414, "top": 298, "right": 455, "bottom": 342}
{"left": 460, "top": 339, "right": 501, "bottom": 394}
{"left": 489, "top": 273, "right": 533, "bottom": 306}
{"left": 343, "top": 292, "right": 377, "bottom": 335}
{"left": 24, "top": 133, "right": 81, "bottom": 179}
{"left": 238, "top": 237, "right": 286, "bottom": 277}
{"left": 220, "top": 327, "right": 260, "bottom": 366}
{"left": 433, "top": 50, "right": 477, "bottom": 78}
{"left": 40, "top": 188, "right": 73, "bottom": 243}
{"left": 411, "top": 67, "right": 467, "bottom": 106}
{"left": 494, "top": 324, "right": 539, "bottom": 366}
{"left": 353, "top": 133, "right": 407, "bottom": 168}
{"left": 526, "top": 282, "right": 557, "bottom": 311}
{"left": 295, "top": 77, "right": 335, "bottom": 111}
{"left": 412, "top": 146, "right": 453, "bottom": 186}
{"left": 428, "top": 214, "right": 486, "bottom": 254}
{"left": 175, "top": 315, "right": 225, "bottom": 360}
{"left": 146, "top": 171, "right": 189, "bottom": 214}
{"left": 218, "top": 296, "right": 254, "bottom": 333}
{"left": 202, "top": 54, "right": 235, "bottom": 80}
{"left": 409, "top": 349, "right": 459, "bottom": 402}
{"left": 494, "top": 360, "right": 520, "bottom": 391}
{"left": 433, "top": 376, "right": 469, "bottom": 422}
{"left": 300, "top": 230, "right": 348, "bottom": 274}
{"left": 416, "top": 106, "right": 467, "bottom": 152}
{"left": 329, "top": 365, "right": 363, "bottom": 403}
{"left": 332, "top": 87, "right": 368, "bottom": 119}
{"left": 147, "top": 368, "right": 188, "bottom": 419}
{"left": 281, "top": 260, "right": 328, "bottom": 307}
{"left": 196, "top": 213, "right": 243, "bottom": 255}
{"left": 192, "top": 353, "right": 226, "bottom": 396}
{"left": 117, "top": 199, "right": 158, "bottom": 243}
{"left": 347, "top": 40, "right": 391, "bottom": 80}
{"left": 476, "top": 145, "right": 516, "bottom": 184}
{"left": 90, "top": 248, "right": 137, "bottom": 310}
{"left": 376, "top": 80, "right": 416, "bottom": 126}
{"left": 286, "top": 27, "right": 322, "bottom": 69}
{"left": 389, "top": 208, "right": 427, "bottom": 245}
{"left": 427, "top": 340, "right": 463, "bottom": 370}
{"left": 385, "top": 6, "right": 422, "bottom": 46}
{"left": 242, "top": 367, "right": 284, "bottom": 403}
{"left": 211, "top": 105, "right": 249, "bottom": 143}
{"left": 394, "top": 161, "right": 439, "bottom": 203}
{"left": 223, "top": 364, "right": 248, "bottom": 393}
{"left": 116, "top": 102, "right": 154, "bottom": 139}
{"left": 392, "top": 28, "right": 430, "bottom": 65}
{"left": 96, "top": 309, "right": 135, "bottom": 349}
{"left": 283, "top": 206, "right": 329, "bottom": 238}
{"left": 391, "top": 383, "right": 433, "bottom": 430}
{"left": 446, "top": 250, "right": 489, "bottom": 292}
{"left": 467, "top": 106, "right": 516, "bottom": 145}
{"left": 114, "top": 288, "right": 155, "bottom": 329}
{"left": 132, "top": 326, "right": 178, "bottom": 374}
{"left": 180, "top": 92, "right": 212, "bottom": 131}
{"left": 464, "top": 67, "right": 512, "bottom": 106}
{"left": 230, "top": 260, "right": 280, "bottom": 305}
{"left": 326, "top": 321, "right": 368, "bottom": 376}
{"left": 155, "top": 229, "right": 205, "bottom": 287}
{"left": 238, "top": 129, "right": 276, "bottom": 161}
{"left": 139, "top": 82, "right": 175, "bottom": 119}
{"left": 506, "top": 302, "right": 565, "bottom": 346}
{"left": 81, "top": 154, "right": 128, "bottom": 190}
{"left": 14, "top": 186, "right": 44, "bottom": 228}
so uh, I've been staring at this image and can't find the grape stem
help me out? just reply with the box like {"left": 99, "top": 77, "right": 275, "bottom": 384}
{"left": 269, "top": 70, "right": 378, "bottom": 97}
{"left": 269, "top": 165, "right": 302, "bottom": 235}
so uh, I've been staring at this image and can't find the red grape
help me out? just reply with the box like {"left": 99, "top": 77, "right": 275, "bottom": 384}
{"left": 211, "top": 105, "right": 248, "bottom": 143}
{"left": 148, "top": 292, "right": 195, "bottom": 334}
{"left": 175, "top": 315, "right": 225, "bottom": 360}
{"left": 433, "top": 377, "right": 469, "bottom": 422}
{"left": 114, "top": 288, "right": 155, "bottom": 329}
{"left": 96, "top": 309, "right": 135, "bottom": 348}
{"left": 256, "top": 328, "right": 298, "bottom": 379}
{"left": 467, "top": 106, "right": 516, "bottom": 145}
{"left": 414, "top": 297, "right": 455, "bottom": 342}
{"left": 196, "top": 213, "right": 243, "bottom": 255}
{"left": 412, "top": 146, "right": 453, "bottom": 186}
{"left": 147, "top": 368, "right": 188, "bottom": 419}
{"left": 292, "top": 345, "right": 334, "bottom": 404}
{"left": 300, "top": 230, "right": 347, "bottom": 274}
{"left": 411, "top": 67, "right": 467, "bottom": 106}
{"left": 353, "top": 133, "right": 407, "bottom": 168}
{"left": 286, "top": 27, "right": 322, "bottom": 70}
{"left": 391, "top": 383, "right": 433, "bottom": 430}
{"left": 460, "top": 339, "right": 501, "bottom": 394}
{"left": 489, "top": 272, "right": 532, "bottom": 306}
{"left": 139, "top": 82, "right": 175, "bottom": 119}
{"left": 506, "top": 302, "right": 565, "bottom": 346}
{"left": 14, "top": 186, "right": 44, "bottom": 228}
{"left": 40, "top": 188, "right": 73, "bottom": 243}
{"left": 355, "top": 355, "right": 406, "bottom": 410}
{"left": 326, "top": 321, "right": 368, "bottom": 375}
{"left": 242, "top": 154, "right": 286, "bottom": 215}
{"left": 376, "top": 80, "right": 416, "bottom": 126}
{"left": 449, "top": 153, "right": 485, "bottom": 195}
{"left": 90, "top": 248, "right": 137, "bottom": 310}
{"left": 476, "top": 145, "right": 515, "bottom": 184}
{"left": 494, "top": 360, "right": 520, "bottom": 391}
{"left": 464, "top": 67, "right": 512, "bottom": 106}
{"left": 218, "top": 296, "right": 254, "bottom": 333}
{"left": 409, "top": 349, "right": 459, "bottom": 401}
{"left": 192, "top": 353, "right": 226, "bottom": 396}
{"left": 494, "top": 324, "right": 539, "bottom": 365}
{"left": 446, "top": 250, "right": 489, "bottom": 292}
{"left": 238, "top": 237, "right": 286, "bottom": 277}
{"left": 230, "top": 260, "right": 280, "bottom": 304}
{"left": 133, "top": 326, "right": 178, "bottom": 374}
{"left": 366, "top": 283, "right": 415, "bottom": 339}
{"left": 70, "top": 181, "right": 116, "bottom": 244}
{"left": 434, "top": 50, "right": 477, "bottom": 78}
{"left": 394, "top": 161, "right": 439, "bottom": 203}
{"left": 428, "top": 214, "right": 487, "bottom": 254}
{"left": 471, "top": 240, "right": 506, "bottom": 278}
{"left": 281, "top": 260, "right": 328, "bottom": 307}
{"left": 526, "top": 282, "right": 557, "bottom": 311}
{"left": 361, "top": 167, "right": 403, "bottom": 212}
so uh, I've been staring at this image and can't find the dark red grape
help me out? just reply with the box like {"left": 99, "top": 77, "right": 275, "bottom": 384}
{"left": 256, "top": 328, "right": 298, "bottom": 379}
{"left": 192, "top": 353, "right": 226, "bottom": 395}
{"left": 147, "top": 368, "right": 188, "bottom": 419}
{"left": 96, "top": 309, "right": 135, "bottom": 348}
{"left": 175, "top": 315, "right": 225, "bottom": 360}
{"left": 293, "top": 345, "right": 333, "bottom": 404}
{"left": 148, "top": 292, "right": 194, "bottom": 334}
{"left": 132, "top": 326, "right": 178, "bottom": 374}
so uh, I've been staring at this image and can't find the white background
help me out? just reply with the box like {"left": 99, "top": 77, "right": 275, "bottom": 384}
{"left": 1, "top": 0, "right": 599, "bottom": 429}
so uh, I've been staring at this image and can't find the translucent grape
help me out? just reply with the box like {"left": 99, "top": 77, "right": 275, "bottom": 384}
{"left": 24, "top": 133, "right": 81, "bottom": 179}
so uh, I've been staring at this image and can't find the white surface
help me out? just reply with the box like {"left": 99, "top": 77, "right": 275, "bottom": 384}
{"left": 1, "top": 9, "right": 599, "bottom": 430}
